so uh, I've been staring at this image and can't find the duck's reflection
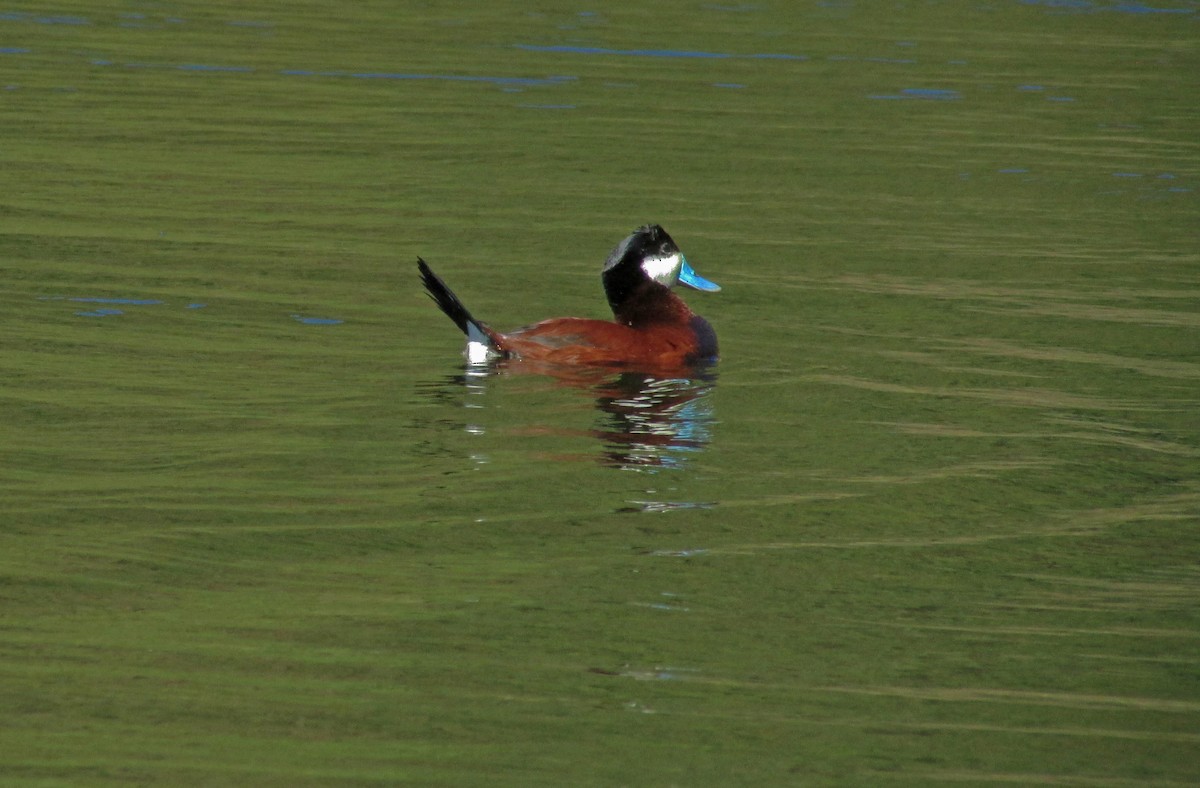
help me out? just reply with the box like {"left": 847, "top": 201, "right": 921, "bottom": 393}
{"left": 425, "top": 362, "right": 717, "bottom": 471}
{"left": 591, "top": 370, "right": 716, "bottom": 470}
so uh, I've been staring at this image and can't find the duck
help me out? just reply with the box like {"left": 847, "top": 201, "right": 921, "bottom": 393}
{"left": 418, "top": 224, "right": 720, "bottom": 369}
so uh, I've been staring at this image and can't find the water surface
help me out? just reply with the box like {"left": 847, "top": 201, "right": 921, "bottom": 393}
{"left": 2, "top": 1, "right": 1197, "bottom": 784}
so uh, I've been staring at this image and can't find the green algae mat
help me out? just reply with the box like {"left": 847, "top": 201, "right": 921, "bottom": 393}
{"left": 2, "top": 1, "right": 1199, "bottom": 784}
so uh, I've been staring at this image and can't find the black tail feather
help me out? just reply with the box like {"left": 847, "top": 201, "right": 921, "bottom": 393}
{"left": 418, "top": 257, "right": 477, "bottom": 337}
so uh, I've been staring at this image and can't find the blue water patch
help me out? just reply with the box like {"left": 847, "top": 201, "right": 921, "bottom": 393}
{"left": 76, "top": 308, "right": 124, "bottom": 317}
{"left": 291, "top": 315, "right": 344, "bottom": 325}
{"left": 186, "top": 303, "right": 208, "bottom": 309}
{"left": 870, "top": 88, "right": 961, "bottom": 100}
{"left": 515, "top": 43, "right": 807, "bottom": 60}
{"left": 902, "top": 87, "right": 959, "bottom": 99}
{"left": 70, "top": 297, "right": 163, "bottom": 305}
{"left": 118, "top": 12, "right": 178, "bottom": 29}
{"left": 1047, "top": 95, "right": 1076, "bottom": 102}
{"left": 0, "top": 46, "right": 30, "bottom": 54}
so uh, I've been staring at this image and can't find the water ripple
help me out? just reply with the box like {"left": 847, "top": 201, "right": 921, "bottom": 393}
{"left": 515, "top": 43, "right": 807, "bottom": 60}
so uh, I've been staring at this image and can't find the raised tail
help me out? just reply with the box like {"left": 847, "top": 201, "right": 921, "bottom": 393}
{"left": 417, "top": 257, "right": 505, "bottom": 362}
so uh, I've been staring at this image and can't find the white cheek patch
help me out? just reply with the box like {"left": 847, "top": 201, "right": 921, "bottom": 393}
{"left": 641, "top": 253, "right": 682, "bottom": 286}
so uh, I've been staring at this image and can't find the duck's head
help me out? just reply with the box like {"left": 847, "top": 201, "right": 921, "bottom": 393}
{"left": 601, "top": 224, "right": 720, "bottom": 314}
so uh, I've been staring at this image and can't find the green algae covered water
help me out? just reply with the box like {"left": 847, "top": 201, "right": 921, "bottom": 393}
{"left": 3, "top": 1, "right": 1199, "bottom": 784}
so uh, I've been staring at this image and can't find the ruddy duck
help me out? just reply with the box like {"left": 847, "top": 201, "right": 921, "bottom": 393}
{"left": 418, "top": 224, "right": 719, "bottom": 369}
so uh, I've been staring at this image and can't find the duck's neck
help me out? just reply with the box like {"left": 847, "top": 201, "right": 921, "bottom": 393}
{"left": 611, "top": 282, "right": 695, "bottom": 328}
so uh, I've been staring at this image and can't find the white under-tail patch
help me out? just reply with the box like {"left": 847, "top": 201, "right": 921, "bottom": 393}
{"left": 466, "top": 340, "right": 492, "bottom": 364}
{"left": 641, "top": 252, "right": 683, "bottom": 287}
{"left": 465, "top": 321, "right": 499, "bottom": 364}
